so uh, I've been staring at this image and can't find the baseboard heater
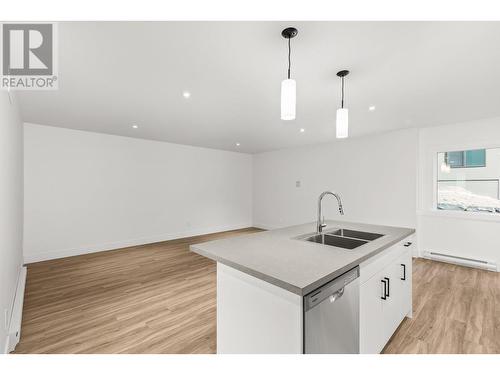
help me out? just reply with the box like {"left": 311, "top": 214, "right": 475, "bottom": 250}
{"left": 423, "top": 251, "right": 497, "bottom": 272}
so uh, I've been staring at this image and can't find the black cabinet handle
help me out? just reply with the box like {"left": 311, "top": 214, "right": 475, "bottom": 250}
{"left": 401, "top": 263, "right": 406, "bottom": 281}
{"left": 381, "top": 279, "right": 387, "bottom": 300}
{"left": 403, "top": 241, "right": 412, "bottom": 247}
{"left": 384, "top": 277, "right": 390, "bottom": 297}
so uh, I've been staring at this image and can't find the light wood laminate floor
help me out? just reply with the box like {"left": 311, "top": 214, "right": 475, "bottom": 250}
{"left": 383, "top": 258, "right": 500, "bottom": 354}
{"left": 14, "top": 228, "right": 262, "bottom": 354}
{"left": 14, "top": 229, "right": 500, "bottom": 354}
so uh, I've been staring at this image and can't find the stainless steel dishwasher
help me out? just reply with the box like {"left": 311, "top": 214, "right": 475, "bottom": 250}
{"left": 304, "top": 266, "right": 359, "bottom": 354}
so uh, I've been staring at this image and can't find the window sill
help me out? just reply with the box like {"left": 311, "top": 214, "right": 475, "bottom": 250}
{"left": 417, "top": 209, "right": 500, "bottom": 223}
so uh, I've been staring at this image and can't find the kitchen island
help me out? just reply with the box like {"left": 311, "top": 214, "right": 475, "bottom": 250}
{"left": 190, "top": 220, "right": 415, "bottom": 354}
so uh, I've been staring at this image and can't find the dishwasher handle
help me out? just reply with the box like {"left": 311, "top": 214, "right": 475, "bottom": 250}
{"left": 328, "top": 287, "right": 345, "bottom": 303}
{"left": 304, "top": 266, "right": 359, "bottom": 311}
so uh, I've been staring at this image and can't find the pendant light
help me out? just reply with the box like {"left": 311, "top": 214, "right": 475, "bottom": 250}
{"left": 336, "top": 70, "right": 350, "bottom": 138}
{"left": 440, "top": 162, "right": 451, "bottom": 173}
{"left": 281, "top": 27, "right": 298, "bottom": 120}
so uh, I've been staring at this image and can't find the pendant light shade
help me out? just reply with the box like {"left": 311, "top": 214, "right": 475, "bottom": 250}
{"left": 336, "top": 108, "right": 349, "bottom": 138}
{"left": 280, "top": 27, "right": 298, "bottom": 120}
{"left": 336, "top": 70, "right": 350, "bottom": 138}
{"left": 440, "top": 162, "right": 451, "bottom": 173}
{"left": 281, "top": 78, "right": 296, "bottom": 120}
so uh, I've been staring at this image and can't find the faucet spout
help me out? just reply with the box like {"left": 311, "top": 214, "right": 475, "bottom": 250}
{"left": 317, "top": 191, "right": 344, "bottom": 234}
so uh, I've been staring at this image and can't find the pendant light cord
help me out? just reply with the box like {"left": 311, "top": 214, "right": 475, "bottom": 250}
{"left": 341, "top": 76, "right": 345, "bottom": 108}
{"left": 287, "top": 37, "right": 291, "bottom": 79}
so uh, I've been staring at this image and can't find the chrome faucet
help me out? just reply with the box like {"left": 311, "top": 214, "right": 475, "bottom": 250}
{"left": 317, "top": 191, "right": 344, "bottom": 233}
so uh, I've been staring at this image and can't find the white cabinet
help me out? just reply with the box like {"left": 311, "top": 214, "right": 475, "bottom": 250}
{"left": 394, "top": 248, "right": 412, "bottom": 319}
{"left": 359, "top": 271, "right": 385, "bottom": 353}
{"left": 217, "top": 263, "right": 303, "bottom": 354}
{"left": 359, "top": 237, "right": 414, "bottom": 354}
{"left": 383, "top": 253, "right": 408, "bottom": 343}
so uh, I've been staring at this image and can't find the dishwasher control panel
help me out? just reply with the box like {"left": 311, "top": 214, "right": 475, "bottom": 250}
{"left": 304, "top": 266, "right": 359, "bottom": 311}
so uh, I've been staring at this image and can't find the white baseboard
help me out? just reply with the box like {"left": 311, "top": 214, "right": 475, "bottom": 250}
{"left": 251, "top": 223, "right": 277, "bottom": 231}
{"left": 24, "top": 223, "right": 253, "bottom": 264}
{"left": 5, "top": 266, "right": 27, "bottom": 353}
{"left": 4, "top": 336, "right": 10, "bottom": 355}
{"left": 412, "top": 248, "right": 420, "bottom": 258}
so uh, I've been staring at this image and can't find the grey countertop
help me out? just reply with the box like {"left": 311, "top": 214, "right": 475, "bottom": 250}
{"left": 190, "top": 220, "right": 415, "bottom": 296}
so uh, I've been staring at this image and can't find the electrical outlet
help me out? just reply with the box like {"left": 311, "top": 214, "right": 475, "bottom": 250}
{"left": 295, "top": 180, "right": 301, "bottom": 188}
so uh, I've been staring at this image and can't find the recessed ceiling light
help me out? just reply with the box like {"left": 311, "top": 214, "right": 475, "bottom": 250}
{"left": 369, "top": 105, "right": 376, "bottom": 111}
{"left": 183, "top": 91, "right": 191, "bottom": 98}
{"left": 132, "top": 124, "right": 138, "bottom": 129}
{"left": 300, "top": 128, "right": 305, "bottom": 133}
{"left": 236, "top": 143, "right": 241, "bottom": 147}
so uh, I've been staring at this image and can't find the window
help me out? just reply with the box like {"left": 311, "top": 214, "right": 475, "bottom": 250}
{"left": 437, "top": 147, "right": 500, "bottom": 214}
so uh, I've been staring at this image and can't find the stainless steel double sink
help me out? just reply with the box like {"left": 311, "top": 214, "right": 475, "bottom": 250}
{"left": 298, "top": 228, "right": 384, "bottom": 250}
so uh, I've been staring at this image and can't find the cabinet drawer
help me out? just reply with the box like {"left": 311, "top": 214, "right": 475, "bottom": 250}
{"left": 359, "top": 235, "right": 414, "bottom": 284}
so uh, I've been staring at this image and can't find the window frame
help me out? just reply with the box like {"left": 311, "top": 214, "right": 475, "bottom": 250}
{"left": 433, "top": 146, "right": 500, "bottom": 220}
{"left": 428, "top": 140, "right": 500, "bottom": 223}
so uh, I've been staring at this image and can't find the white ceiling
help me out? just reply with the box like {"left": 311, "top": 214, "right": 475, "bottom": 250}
{"left": 17, "top": 21, "right": 500, "bottom": 154}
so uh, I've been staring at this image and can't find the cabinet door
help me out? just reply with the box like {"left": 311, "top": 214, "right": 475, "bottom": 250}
{"left": 382, "top": 262, "right": 404, "bottom": 342}
{"left": 382, "top": 248, "right": 412, "bottom": 342}
{"left": 359, "top": 273, "right": 385, "bottom": 354}
{"left": 397, "top": 249, "right": 412, "bottom": 318}
{"left": 359, "top": 239, "right": 414, "bottom": 353}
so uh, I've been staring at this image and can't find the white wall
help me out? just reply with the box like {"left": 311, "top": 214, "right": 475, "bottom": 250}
{"left": 253, "top": 128, "right": 419, "bottom": 230}
{"left": 418, "top": 117, "right": 500, "bottom": 268}
{"left": 24, "top": 124, "right": 253, "bottom": 263}
{"left": 23, "top": 115, "right": 500, "bottom": 269}
{"left": 0, "top": 92, "right": 24, "bottom": 352}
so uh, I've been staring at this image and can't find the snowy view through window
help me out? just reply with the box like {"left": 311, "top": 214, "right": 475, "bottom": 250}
{"left": 437, "top": 148, "right": 500, "bottom": 213}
